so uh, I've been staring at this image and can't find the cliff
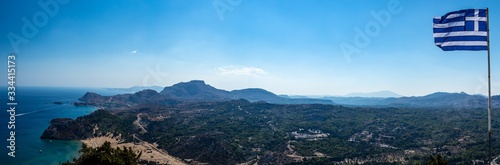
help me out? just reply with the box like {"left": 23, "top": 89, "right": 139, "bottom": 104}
{"left": 40, "top": 110, "right": 134, "bottom": 140}
{"left": 40, "top": 118, "right": 91, "bottom": 140}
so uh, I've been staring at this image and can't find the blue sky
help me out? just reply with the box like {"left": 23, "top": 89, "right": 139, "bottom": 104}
{"left": 0, "top": 0, "right": 499, "bottom": 96}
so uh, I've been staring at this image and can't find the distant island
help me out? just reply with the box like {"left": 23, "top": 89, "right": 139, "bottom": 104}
{"left": 41, "top": 80, "right": 500, "bottom": 164}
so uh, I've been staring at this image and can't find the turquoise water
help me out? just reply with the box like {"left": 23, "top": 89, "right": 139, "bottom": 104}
{"left": 0, "top": 87, "right": 122, "bottom": 165}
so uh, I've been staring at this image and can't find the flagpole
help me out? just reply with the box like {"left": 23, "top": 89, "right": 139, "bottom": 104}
{"left": 486, "top": 7, "right": 492, "bottom": 165}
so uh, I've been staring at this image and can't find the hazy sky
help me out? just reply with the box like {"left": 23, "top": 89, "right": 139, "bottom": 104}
{"left": 1, "top": 0, "right": 499, "bottom": 96}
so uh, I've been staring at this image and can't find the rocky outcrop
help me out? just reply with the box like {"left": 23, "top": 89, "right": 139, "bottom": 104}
{"left": 40, "top": 118, "right": 92, "bottom": 140}
{"left": 40, "top": 110, "right": 133, "bottom": 140}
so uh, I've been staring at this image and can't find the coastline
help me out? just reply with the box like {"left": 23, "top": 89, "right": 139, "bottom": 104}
{"left": 80, "top": 135, "right": 186, "bottom": 165}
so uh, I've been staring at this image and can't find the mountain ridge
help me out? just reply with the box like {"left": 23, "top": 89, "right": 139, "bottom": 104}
{"left": 326, "top": 91, "right": 500, "bottom": 108}
{"left": 344, "top": 90, "right": 403, "bottom": 98}
{"left": 79, "top": 80, "right": 334, "bottom": 106}
{"left": 159, "top": 80, "right": 334, "bottom": 104}
{"left": 81, "top": 80, "right": 500, "bottom": 108}
{"left": 104, "top": 86, "right": 164, "bottom": 93}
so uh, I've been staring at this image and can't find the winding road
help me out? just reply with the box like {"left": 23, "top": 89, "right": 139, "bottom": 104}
{"left": 492, "top": 155, "right": 500, "bottom": 165}
{"left": 133, "top": 113, "right": 147, "bottom": 134}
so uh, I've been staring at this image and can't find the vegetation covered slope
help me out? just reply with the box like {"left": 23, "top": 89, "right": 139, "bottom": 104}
{"left": 40, "top": 109, "right": 136, "bottom": 140}
{"left": 43, "top": 99, "right": 500, "bottom": 164}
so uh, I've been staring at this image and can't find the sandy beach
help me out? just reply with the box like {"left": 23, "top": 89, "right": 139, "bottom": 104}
{"left": 81, "top": 135, "right": 186, "bottom": 165}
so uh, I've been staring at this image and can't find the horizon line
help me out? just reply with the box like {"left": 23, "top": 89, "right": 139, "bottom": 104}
{"left": 0, "top": 85, "right": 496, "bottom": 98}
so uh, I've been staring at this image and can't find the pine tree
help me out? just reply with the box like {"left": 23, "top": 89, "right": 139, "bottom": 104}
{"left": 61, "top": 141, "right": 141, "bottom": 165}
{"left": 427, "top": 154, "right": 448, "bottom": 165}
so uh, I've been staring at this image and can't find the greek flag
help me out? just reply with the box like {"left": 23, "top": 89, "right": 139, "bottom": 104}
{"left": 433, "top": 9, "right": 488, "bottom": 51}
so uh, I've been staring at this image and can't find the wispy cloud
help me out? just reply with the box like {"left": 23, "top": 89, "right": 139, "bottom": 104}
{"left": 130, "top": 50, "right": 138, "bottom": 54}
{"left": 218, "top": 66, "right": 268, "bottom": 77}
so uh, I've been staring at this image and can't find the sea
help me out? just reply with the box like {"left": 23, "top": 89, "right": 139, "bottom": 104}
{"left": 0, "top": 87, "right": 124, "bottom": 165}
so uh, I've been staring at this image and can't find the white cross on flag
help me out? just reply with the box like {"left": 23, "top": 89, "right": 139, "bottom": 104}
{"left": 433, "top": 9, "right": 488, "bottom": 51}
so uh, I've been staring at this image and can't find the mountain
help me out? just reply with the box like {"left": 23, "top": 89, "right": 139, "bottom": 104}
{"left": 324, "top": 96, "right": 391, "bottom": 106}
{"left": 326, "top": 91, "right": 500, "bottom": 108}
{"left": 79, "top": 89, "right": 166, "bottom": 104}
{"left": 230, "top": 88, "right": 333, "bottom": 104}
{"left": 160, "top": 80, "right": 231, "bottom": 101}
{"left": 76, "top": 80, "right": 333, "bottom": 107}
{"left": 231, "top": 88, "right": 278, "bottom": 102}
{"left": 390, "top": 92, "right": 490, "bottom": 108}
{"left": 344, "top": 90, "right": 402, "bottom": 98}
{"left": 76, "top": 89, "right": 178, "bottom": 108}
{"left": 159, "top": 80, "right": 334, "bottom": 104}
{"left": 80, "top": 80, "right": 500, "bottom": 108}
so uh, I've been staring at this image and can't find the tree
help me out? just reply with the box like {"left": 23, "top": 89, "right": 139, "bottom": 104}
{"left": 62, "top": 141, "right": 141, "bottom": 165}
{"left": 427, "top": 154, "right": 448, "bottom": 165}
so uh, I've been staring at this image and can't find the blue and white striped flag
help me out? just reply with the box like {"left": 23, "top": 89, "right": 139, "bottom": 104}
{"left": 433, "top": 9, "right": 488, "bottom": 51}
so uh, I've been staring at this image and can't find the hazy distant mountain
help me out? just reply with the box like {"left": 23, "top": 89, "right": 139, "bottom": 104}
{"left": 279, "top": 95, "right": 318, "bottom": 99}
{"left": 390, "top": 92, "right": 493, "bottom": 108}
{"left": 231, "top": 88, "right": 280, "bottom": 102}
{"left": 104, "top": 86, "right": 164, "bottom": 93}
{"left": 344, "top": 90, "right": 402, "bottom": 98}
{"left": 323, "top": 96, "right": 391, "bottom": 106}
{"left": 327, "top": 91, "right": 500, "bottom": 108}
